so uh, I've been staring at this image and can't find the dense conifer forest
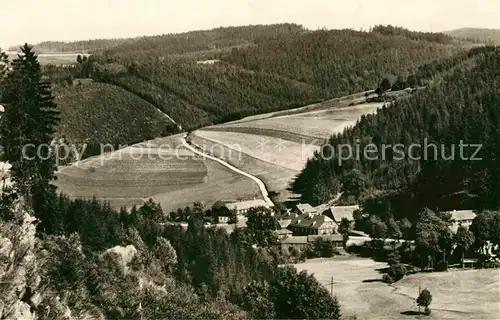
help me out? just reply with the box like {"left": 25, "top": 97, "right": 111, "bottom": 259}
{"left": 293, "top": 46, "right": 500, "bottom": 219}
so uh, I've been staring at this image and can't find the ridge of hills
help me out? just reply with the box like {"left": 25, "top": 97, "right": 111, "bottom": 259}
{"left": 37, "top": 24, "right": 476, "bottom": 151}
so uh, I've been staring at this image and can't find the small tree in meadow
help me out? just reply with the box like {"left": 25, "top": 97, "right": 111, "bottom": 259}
{"left": 416, "top": 288, "right": 432, "bottom": 315}
{"left": 338, "top": 218, "right": 352, "bottom": 248}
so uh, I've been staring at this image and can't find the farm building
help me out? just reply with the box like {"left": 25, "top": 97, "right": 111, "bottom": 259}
{"left": 280, "top": 236, "right": 308, "bottom": 251}
{"left": 308, "top": 234, "right": 343, "bottom": 247}
{"left": 224, "top": 199, "right": 273, "bottom": 215}
{"left": 328, "top": 205, "right": 359, "bottom": 227}
{"left": 445, "top": 209, "right": 477, "bottom": 232}
{"left": 288, "top": 213, "right": 336, "bottom": 236}
{"left": 280, "top": 234, "right": 343, "bottom": 251}
{"left": 293, "top": 203, "right": 318, "bottom": 215}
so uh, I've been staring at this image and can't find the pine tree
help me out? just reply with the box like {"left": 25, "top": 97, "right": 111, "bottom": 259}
{"left": 0, "top": 44, "right": 60, "bottom": 232}
{"left": 0, "top": 47, "right": 9, "bottom": 86}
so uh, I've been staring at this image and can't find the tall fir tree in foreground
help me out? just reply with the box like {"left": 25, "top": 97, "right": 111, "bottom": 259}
{"left": 0, "top": 47, "right": 9, "bottom": 100}
{"left": 0, "top": 44, "right": 60, "bottom": 232}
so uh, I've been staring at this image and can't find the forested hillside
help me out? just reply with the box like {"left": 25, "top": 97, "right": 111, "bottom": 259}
{"left": 293, "top": 46, "right": 500, "bottom": 221}
{"left": 444, "top": 28, "right": 500, "bottom": 44}
{"left": 54, "top": 81, "right": 178, "bottom": 157}
{"left": 43, "top": 24, "right": 470, "bottom": 138}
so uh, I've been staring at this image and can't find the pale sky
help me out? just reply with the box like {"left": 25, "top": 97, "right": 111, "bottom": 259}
{"left": 1, "top": 0, "right": 499, "bottom": 48}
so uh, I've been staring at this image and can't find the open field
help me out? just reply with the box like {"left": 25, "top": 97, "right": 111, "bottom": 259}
{"left": 219, "top": 102, "right": 384, "bottom": 139}
{"left": 295, "top": 257, "right": 500, "bottom": 320}
{"left": 190, "top": 133, "right": 300, "bottom": 201}
{"left": 56, "top": 134, "right": 261, "bottom": 212}
{"left": 192, "top": 99, "right": 384, "bottom": 201}
{"left": 7, "top": 52, "right": 89, "bottom": 65}
{"left": 191, "top": 131, "right": 318, "bottom": 171}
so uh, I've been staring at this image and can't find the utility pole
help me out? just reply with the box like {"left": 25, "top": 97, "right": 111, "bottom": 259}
{"left": 328, "top": 276, "right": 334, "bottom": 296}
{"left": 418, "top": 284, "right": 421, "bottom": 315}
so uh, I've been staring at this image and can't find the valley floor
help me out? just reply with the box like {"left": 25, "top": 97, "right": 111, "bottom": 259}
{"left": 294, "top": 257, "right": 500, "bottom": 320}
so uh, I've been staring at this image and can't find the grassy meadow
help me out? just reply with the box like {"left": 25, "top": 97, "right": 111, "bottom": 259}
{"left": 295, "top": 257, "right": 500, "bottom": 320}
{"left": 192, "top": 99, "right": 384, "bottom": 201}
{"left": 56, "top": 134, "right": 261, "bottom": 212}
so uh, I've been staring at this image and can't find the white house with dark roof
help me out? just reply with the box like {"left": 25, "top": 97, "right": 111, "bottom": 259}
{"left": 288, "top": 213, "right": 336, "bottom": 236}
{"left": 446, "top": 209, "right": 477, "bottom": 232}
{"left": 293, "top": 203, "right": 318, "bottom": 215}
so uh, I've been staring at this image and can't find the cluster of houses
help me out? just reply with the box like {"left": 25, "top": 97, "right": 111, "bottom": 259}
{"left": 275, "top": 203, "right": 359, "bottom": 250}
{"left": 213, "top": 198, "right": 479, "bottom": 252}
{"left": 214, "top": 199, "right": 360, "bottom": 251}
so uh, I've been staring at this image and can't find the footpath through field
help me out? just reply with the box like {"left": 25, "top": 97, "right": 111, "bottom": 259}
{"left": 181, "top": 134, "right": 274, "bottom": 207}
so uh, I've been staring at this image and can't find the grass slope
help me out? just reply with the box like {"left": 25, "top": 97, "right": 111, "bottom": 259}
{"left": 295, "top": 257, "right": 499, "bottom": 320}
{"left": 55, "top": 81, "right": 177, "bottom": 147}
{"left": 56, "top": 135, "right": 261, "bottom": 211}
{"left": 190, "top": 97, "right": 383, "bottom": 202}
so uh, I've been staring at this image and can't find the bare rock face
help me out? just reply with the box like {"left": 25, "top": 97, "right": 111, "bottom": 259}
{"left": 104, "top": 245, "right": 138, "bottom": 274}
{"left": 0, "top": 202, "right": 38, "bottom": 320}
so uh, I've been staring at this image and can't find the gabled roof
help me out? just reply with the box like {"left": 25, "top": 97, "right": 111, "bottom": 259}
{"left": 329, "top": 205, "right": 359, "bottom": 222}
{"left": 289, "top": 214, "right": 334, "bottom": 229}
{"left": 295, "top": 203, "right": 318, "bottom": 214}
{"left": 277, "top": 218, "right": 292, "bottom": 229}
{"left": 281, "top": 236, "right": 308, "bottom": 244}
{"left": 447, "top": 210, "right": 477, "bottom": 222}
{"left": 280, "top": 234, "right": 343, "bottom": 244}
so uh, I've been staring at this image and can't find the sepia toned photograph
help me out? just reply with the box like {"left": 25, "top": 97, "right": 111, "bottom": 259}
{"left": 0, "top": 0, "right": 499, "bottom": 319}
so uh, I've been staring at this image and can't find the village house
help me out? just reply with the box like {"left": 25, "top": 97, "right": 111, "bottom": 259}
{"left": 280, "top": 236, "right": 308, "bottom": 251}
{"left": 280, "top": 234, "right": 343, "bottom": 252}
{"left": 293, "top": 203, "right": 318, "bottom": 215}
{"left": 288, "top": 213, "right": 336, "bottom": 236}
{"left": 328, "top": 205, "right": 359, "bottom": 228}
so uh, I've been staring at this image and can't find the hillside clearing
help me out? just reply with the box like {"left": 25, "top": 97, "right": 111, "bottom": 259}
{"left": 192, "top": 130, "right": 318, "bottom": 171}
{"left": 295, "top": 257, "right": 499, "bottom": 320}
{"left": 190, "top": 100, "right": 384, "bottom": 201}
{"left": 189, "top": 133, "right": 299, "bottom": 201}
{"left": 56, "top": 135, "right": 261, "bottom": 212}
{"left": 221, "top": 102, "right": 384, "bottom": 139}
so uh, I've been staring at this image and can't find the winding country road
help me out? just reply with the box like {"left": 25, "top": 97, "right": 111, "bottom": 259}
{"left": 181, "top": 134, "right": 274, "bottom": 207}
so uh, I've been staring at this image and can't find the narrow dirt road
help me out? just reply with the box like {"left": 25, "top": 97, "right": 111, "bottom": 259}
{"left": 181, "top": 134, "right": 274, "bottom": 207}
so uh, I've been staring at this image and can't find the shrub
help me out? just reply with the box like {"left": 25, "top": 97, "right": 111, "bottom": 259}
{"left": 424, "top": 307, "right": 431, "bottom": 316}
{"left": 386, "top": 249, "right": 401, "bottom": 266}
{"left": 382, "top": 274, "right": 393, "bottom": 284}
{"left": 417, "top": 289, "right": 433, "bottom": 310}
{"left": 388, "top": 264, "right": 407, "bottom": 282}
{"left": 435, "top": 260, "right": 448, "bottom": 272}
